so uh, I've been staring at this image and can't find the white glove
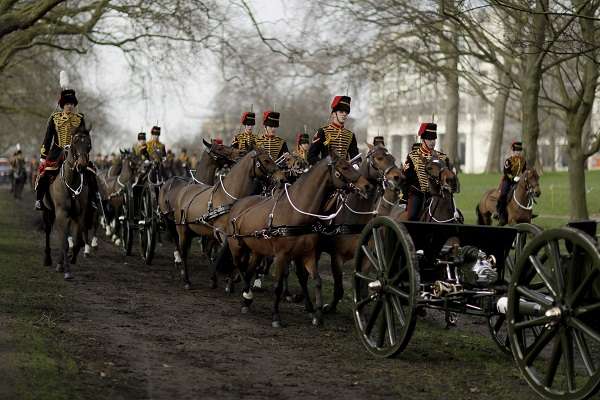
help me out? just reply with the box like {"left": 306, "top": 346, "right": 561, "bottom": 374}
{"left": 39, "top": 158, "right": 44, "bottom": 163}
{"left": 353, "top": 163, "right": 360, "bottom": 170}
{"left": 513, "top": 176, "right": 520, "bottom": 182}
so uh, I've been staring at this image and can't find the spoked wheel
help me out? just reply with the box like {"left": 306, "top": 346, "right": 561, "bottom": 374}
{"left": 352, "top": 216, "right": 419, "bottom": 358}
{"left": 508, "top": 227, "right": 600, "bottom": 400}
{"left": 139, "top": 186, "right": 157, "bottom": 265}
{"left": 490, "top": 223, "right": 544, "bottom": 355}
{"left": 118, "top": 194, "right": 133, "bottom": 256}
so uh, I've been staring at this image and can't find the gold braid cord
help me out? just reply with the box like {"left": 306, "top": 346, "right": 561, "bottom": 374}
{"left": 233, "top": 131, "right": 257, "bottom": 152}
{"left": 322, "top": 124, "right": 353, "bottom": 159}
{"left": 256, "top": 136, "right": 284, "bottom": 159}
{"left": 52, "top": 112, "right": 83, "bottom": 148}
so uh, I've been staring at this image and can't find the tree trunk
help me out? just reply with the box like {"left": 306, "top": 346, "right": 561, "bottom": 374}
{"left": 440, "top": 0, "right": 459, "bottom": 166}
{"left": 521, "top": 0, "right": 548, "bottom": 167}
{"left": 567, "top": 128, "right": 589, "bottom": 220}
{"left": 485, "top": 67, "right": 511, "bottom": 173}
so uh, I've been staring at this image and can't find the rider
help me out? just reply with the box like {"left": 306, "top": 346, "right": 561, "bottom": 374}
{"left": 132, "top": 131, "right": 149, "bottom": 159}
{"left": 146, "top": 126, "right": 167, "bottom": 159}
{"left": 373, "top": 136, "right": 385, "bottom": 147}
{"left": 403, "top": 122, "right": 451, "bottom": 221}
{"left": 293, "top": 133, "right": 310, "bottom": 161}
{"left": 10, "top": 150, "right": 24, "bottom": 192}
{"left": 256, "top": 110, "right": 288, "bottom": 159}
{"left": 308, "top": 95, "right": 359, "bottom": 164}
{"left": 35, "top": 80, "right": 87, "bottom": 210}
{"left": 232, "top": 111, "right": 257, "bottom": 151}
{"left": 178, "top": 148, "right": 190, "bottom": 164}
{"left": 496, "top": 141, "right": 527, "bottom": 225}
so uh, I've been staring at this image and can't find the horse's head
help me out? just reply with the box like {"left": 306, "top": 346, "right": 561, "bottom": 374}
{"left": 203, "top": 138, "right": 245, "bottom": 166}
{"left": 119, "top": 149, "right": 137, "bottom": 175}
{"left": 329, "top": 151, "right": 373, "bottom": 198}
{"left": 365, "top": 143, "right": 405, "bottom": 192}
{"left": 523, "top": 168, "right": 541, "bottom": 198}
{"left": 252, "top": 148, "right": 287, "bottom": 188}
{"left": 68, "top": 124, "right": 92, "bottom": 172}
{"left": 426, "top": 157, "right": 458, "bottom": 196}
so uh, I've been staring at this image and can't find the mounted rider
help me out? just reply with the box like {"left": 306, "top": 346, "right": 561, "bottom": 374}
{"left": 231, "top": 111, "right": 257, "bottom": 151}
{"left": 35, "top": 72, "right": 89, "bottom": 211}
{"left": 308, "top": 95, "right": 358, "bottom": 164}
{"left": 293, "top": 133, "right": 310, "bottom": 161}
{"left": 496, "top": 141, "right": 527, "bottom": 225}
{"left": 256, "top": 110, "right": 288, "bottom": 159}
{"left": 146, "top": 126, "right": 166, "bottom": 160}
{"left": 403, "top": 122, "right": 451, "bottom": 221}
{"left": 132, "top": 131, "right": 150, "bottom": 159}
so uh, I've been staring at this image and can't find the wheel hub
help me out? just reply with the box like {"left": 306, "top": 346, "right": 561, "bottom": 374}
{"left": 368, "top": 280, "right": 383, "bottom": 294}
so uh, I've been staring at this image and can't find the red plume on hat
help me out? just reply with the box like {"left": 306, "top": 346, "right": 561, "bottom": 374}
{"left": 240, "top": 112, "right": 256, "bottom": 126}
{"left": 213, "top": 138, "right": 223, "bottom": 145}
{"left": 331, "top": 96, "right": 351, "bottom": 113}
{"left": 263, "top": 110, "right": 280, "bottom": 128}
{"left": 418, "top": 122, "right": 437, "bottom": 140}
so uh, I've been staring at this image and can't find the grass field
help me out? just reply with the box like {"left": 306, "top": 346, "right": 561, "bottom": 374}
{"left": 455, "top": 169, "right": 600, "bottom": 228}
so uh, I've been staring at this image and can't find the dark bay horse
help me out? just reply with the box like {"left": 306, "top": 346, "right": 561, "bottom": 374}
{"left": 12, "top": 157, "right": 27, "bottom": 199}
{"left": 476, "top": 168, "right": 541, "bottom": 225}
{"left": 227, "top": 153, "right": 372, "bottom": 328}
{"left": 158, "top": 141, "right": 245, "bottom": 267}
{"left": 43, "top": 125, "right": 92, "bottom": 280}
{"left": 318, "top": 144, "right": 404, "bottom": 313}
{"left": 173, "top": 149, "right": 286, "bottom": 289}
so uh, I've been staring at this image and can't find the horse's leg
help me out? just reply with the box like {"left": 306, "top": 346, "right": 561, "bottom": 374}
{"left": 324, "top": 252, "right": 344, "bottom": 314}
{"left": 177, "top": 225, "right": 193, "bottom": 290}
{"left": 241, "top": 252, "right": 260, "bottom": 314}
{"left": 303, "top": 255, "right": 323, "bottom": 326}
{"left": 43, "top": 210, "right": 53, "bottom": 267}
{"left": 271, "top": 255, "right": 287, "bottom": 328}
{"left": 294, "top": 257, "right": 313, "bottom": 314}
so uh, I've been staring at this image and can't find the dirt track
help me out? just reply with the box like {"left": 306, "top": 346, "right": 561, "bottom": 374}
{"left": 3, "top": 190, "right": 537, "bottom": 400}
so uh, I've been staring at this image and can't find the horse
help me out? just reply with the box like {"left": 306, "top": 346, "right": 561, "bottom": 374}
{"left": 476, "top": 168, "right": 541, "bottom": 226}
{"left": 227, "top": 152, "right": 373, "bottom": 328}
{"left": 12, "top": 157, "right": 27, "bottom": 199}
{"left": 318, "top": 144, "right": 405, "bottom": 313}
{"left": 158, "top": 140, "right": 245, "bottom": 268}
{"left": 173, "top": 148, "right": 286, "bottom": 290}
{"left": 42, "top": 125, "right": 92, "bottom": 280}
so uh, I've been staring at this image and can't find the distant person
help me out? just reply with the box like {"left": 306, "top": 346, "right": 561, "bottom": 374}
{"left": 293, "top": 133, "right": 310, "bottom": 161}
{"left": 147, "top": 126, "right": 166, "bottom": 159}
{"left": 256, "top": 110, "right": 288, "bottom": 160}
{"left": 308, "top": 95, "right": 358, "bottom": 164}
{"left": 495, "top": 141, "right": 527, "bottom": 225}
{"left": 133, "top": 132, "right": 149, "bottom": 159}
{"left": 403, "top": 122, "right": 450, "bottom": 221}
{"left": 232, "top": 111, "right": 257, "bottom": 151}
{"left": 373, "top": 136, "right": 385, "bottom": 147}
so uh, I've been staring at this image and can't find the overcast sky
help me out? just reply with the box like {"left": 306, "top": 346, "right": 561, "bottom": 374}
{"left": 83, "top": 0, "right": 292, "bottom": 150}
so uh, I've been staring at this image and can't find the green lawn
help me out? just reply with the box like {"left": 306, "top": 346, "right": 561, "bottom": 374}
{"left": 455, "top": 170, "right": 600, "bottom": 228}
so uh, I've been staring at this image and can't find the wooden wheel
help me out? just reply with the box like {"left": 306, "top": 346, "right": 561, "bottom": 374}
{"left": 352, "top": 216, "right": 419, "bottom": 358}
{"left": 119, "top": 187, "right": 134, "bottom": 256}
{"left": 139, "top": 185, "right": 157, "bottom": 265}
{"left": 508, "top": 227, "right": 600, "bottom": 400}
{"left": 490, "top": 223, "right": 544, "bottom": 355}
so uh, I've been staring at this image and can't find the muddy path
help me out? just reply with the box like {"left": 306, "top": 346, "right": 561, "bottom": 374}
{"left": 3, "top": 190, "right": 536, "bottom": 400}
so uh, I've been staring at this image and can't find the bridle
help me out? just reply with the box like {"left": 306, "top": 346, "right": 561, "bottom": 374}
{"left": 61, "top": 140, "right": 86, "bottom": 197}
{"left": 513, "top": 170, "right": 538, "bottom": 210}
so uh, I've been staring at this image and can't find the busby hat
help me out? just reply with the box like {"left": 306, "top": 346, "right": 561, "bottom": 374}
{"left": 418, "top": 122, "right": 437, "bottom": 140}
{"left": 373, "top": 136, "right": 385, "bottom": 146}
{"left": 137, "top": 132, "right": 146, "bottom": 140}
{"left": 263, "top": 111, "right": 280, "bottom": 128}
{"left": 58, "top": 71, "right": 77, "bottom": 108}
{"left": 297, "top": 133, "right": 310, "bottom": 145}
{"left": 151, "top": 126, "right": 161, "bottom": 136}
{"left": 331, "top": 95, "right": 351, "bottom": 114}
{"left": 241, "top": 112, "right": 256, "bottom": 126}
{"left": 511, "top": 141, "right": 523, "bottom": 151}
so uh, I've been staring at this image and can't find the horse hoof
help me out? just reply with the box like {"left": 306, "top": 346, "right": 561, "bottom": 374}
{"left": 184, "top": 283, "right": 191, "bottom": 290}
{"left": 271, "top": 321, "right": 281, "bottom": 328}
{"left": 91, "top": 237, "right": 99, "bottom": 249}
{"left": 323, "top": 304, "right": 336, "bottom": 314}
{"left": 56, "top": 264, "right": 64, "bottom": 273}
{"left": 64, "top": 272, "right": 73, "bottom": 280}
{"left": 241, "top": 306, "right": 250, "bottom": 314}
{"left": 115, "top": 239, "right": 122, "bottom": 246}
{"left": 68, "top": 237, "right": 74, "bottom": 248}
{"left": 312, "top": 316, "right": 323, "bottom": 327}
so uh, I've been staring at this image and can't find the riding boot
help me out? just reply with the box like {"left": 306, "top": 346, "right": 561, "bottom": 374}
{"left": 35, "top": 174, "right": 48, "bottom": 210}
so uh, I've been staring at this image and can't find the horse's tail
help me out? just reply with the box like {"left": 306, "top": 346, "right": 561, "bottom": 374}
{"left": 476, "top": 204, "right": 484, "bottom": 225}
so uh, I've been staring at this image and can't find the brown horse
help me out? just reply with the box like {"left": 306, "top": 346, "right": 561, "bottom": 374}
{"left": 476, "top": 168, "right": 541, "bottom": 226}
{"left": 11, "top": 157, "right": 27, "bottom": 199}
{"left": 158, "top": 140, "right": 245, "bottom": 267}
{"left": 173, "top": 149, "right": 286, "bottom": 289}
{"left": 319, "top": 144, "right": 404, "bottom": 313}
{"left": 227, "top": 153, "right": 373, "bottom": 328}
{"left": 42, "top": 125, "right": 92, "bottom": 280}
